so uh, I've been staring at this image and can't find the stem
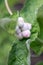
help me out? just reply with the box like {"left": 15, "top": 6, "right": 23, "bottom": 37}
{"left": 17, "top": 10, "right": 21, "bottom": 17}
{"left": 26, "top": 39, "right": 31, "bottom": 65}
{"left": 5, "top": 0, "right": 13, "bottom": 15}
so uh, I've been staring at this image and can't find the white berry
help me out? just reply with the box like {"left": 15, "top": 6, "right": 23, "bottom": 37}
{"left": 26, "top": 23, "right": 32, "bottom": 30}
{"left": 22, "top": 30, "right": 31, "bottom": 38}
{"left": 15, "top": 26, "right": 21, "bottom": 34}
{"left": 21, "top": 23, "right": 28, "bottom": 31}
{"left": 17, "top": 17, "right": 24, "bottom": 28}
{"left": 16, "top": 33, "right": 23, "bottom": 40}
{"left": 18, "top": 17, "right": 24, "bottom": 22}
{"left": 21, "top": 23, "right": 32, "bottom": 31}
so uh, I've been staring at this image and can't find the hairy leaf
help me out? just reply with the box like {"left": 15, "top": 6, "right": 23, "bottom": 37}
{"left": 8, "top": 40, "right": 31, "bottom": 65}
{"left": 37, "top": 5, "right": 43, "bottom": 41}
{"left": 30, "top": 2, "right": 43, "bottom": 55}
{"left": 20, "top": 0, "right": 43, "bottom": 55}
{"left": 20, "top": 0, "right": 43, "bottom": 41}
{"left": 8, "top": 0, "right": 43, "bottom": 65}
{"left": 31, "top": 39, "right": 43, "bottom": 55}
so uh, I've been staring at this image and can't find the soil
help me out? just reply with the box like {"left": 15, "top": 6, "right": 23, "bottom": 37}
{"left": 14, "top": 3, "right": 23, "bottom": 11}
{"left": 31, "top": 49, "right": 43, "bottom": 65}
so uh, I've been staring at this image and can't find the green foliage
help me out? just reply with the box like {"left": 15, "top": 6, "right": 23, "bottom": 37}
{"left": 0, "top": 42, "right": 12, "bottom": 65}
{"left": 0, "top": 27, "right": 12, "bottom": 65}
{"left": 20, "top": 0, "right": 43, "bottom": 55}
{"left": 30, "top": 21, "right": 39, "bottom": 41}
{"left": 8, "top": 40, "right": 29, "bottom": 65}
{"left": 4, "top": 20, "right": 16, "bottom": 34}
{"left": 0, "top": 18, "right": 17, "bottom": 35}
{"left": 0, "top": 18, "right": 17, "bottom": 65}
{"left": 0, "top": 0, "right": 9, "bottom": 18}
{"left": 31, "top": 39, "right": 43, "bottom": 55}
{"left": 31, "top": 4, "right": 43, "bottom": 55}
{"left": 37, "top": 5, "right": 43, "bottom": 40}
{"left": 20, "top": 0, "right": 43, "bottom": 41}
{"left": 0, "top": 0, "right": 43, "bottom": 65}
{"left": 8, "top": 0, "right": 43, "bottom": 65}
{"left": 0, "top": 0, "right": 18, "bottom": 18}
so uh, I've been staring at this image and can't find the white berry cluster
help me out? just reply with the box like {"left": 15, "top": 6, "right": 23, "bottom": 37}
{"left": 15, "top": 17, "right": 32, "bottom": 40}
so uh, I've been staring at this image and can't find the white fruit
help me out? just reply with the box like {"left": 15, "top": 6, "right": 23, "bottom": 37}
{"left": 18, "top": 17, "right": 24, "bottom": 22}
{"left": 17, "top": 17, "right": 24, "bottom": 28}
{"left": 15, "top": 26, "right": 21, "bottom": 34}
{"left": 22, "top": 30, "right": 31, "bottom": 38}
{"left": 21, "top": 23, "right": 28, "bottom": 31}
{"left": 21, "top": 23, "right": 32, "bottom": 31}
{"left": 26, "top": 23, "right": 32, "bottom": 30}
{"left": 16, "top": 33, "right": 23, "bottom": 40}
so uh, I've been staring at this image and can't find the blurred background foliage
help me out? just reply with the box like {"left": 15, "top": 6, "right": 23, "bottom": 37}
{"left": 0, "top": 0, "right": 10, "bottom": 18}
{"left": 0, "top": 0, "right": 43, "bottom": 65}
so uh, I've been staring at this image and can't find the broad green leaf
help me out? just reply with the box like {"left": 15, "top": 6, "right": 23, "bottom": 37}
{"left": 0, "top": 27, "right": 15, "bottom": 65}
{"left": 0, "top": 27, "right": 14, "bottom": 65}
{"left": 19, "top": 0, "right": 43, "bottom": 55}
{"left": 8, "top": 40, "right": 30, "bottom": 65}
{"left": 31, "top": 3, "right": 43, "bottom": 55}
{"left": 20, "top": 0, "right": 43, "bottom": 41}
{"left": 30, "top": 21, "right": 40, "bottom": 41}
{"left": 31, "top": 39, "right": 43, "bottom": 55}
{"left": 37, "top": 5, "right": 43, "bottom": 41}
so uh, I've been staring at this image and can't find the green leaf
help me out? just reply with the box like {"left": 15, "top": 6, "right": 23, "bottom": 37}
{"left": 20, "top": 0, "right": 43, "bottom": 41}
{"left": 31, "top": 39, "right": 43, "bottom": 55}
{"left": 0, "top": 18, "right": 17, "bottom": 35}
{"left": 0, "top": 27, "right": 13, "bottom": 65}
{"left": 37, "top": 5, "right": 43, "bottom": 41}
{"left": 0, "top": 24, "right": 17, "bottom": 65}
{"left": 8, "top": 40, "right": 30, "bottom": 65}
{"left": 30, "top": 2, "right": 43, "bottom": 55}
{"left": 30, "top": 21, "right": 40, "bottom": 41}
{"left": 0, "top": 27, "right": 9, "bottom": 45}
{"left": 0, "top": 41, "right": 12, "bottom": 65}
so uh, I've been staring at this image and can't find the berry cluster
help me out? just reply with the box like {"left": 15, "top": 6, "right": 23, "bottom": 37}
{"left": 15, "top": 17, "right": 32, "bottom": 40}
